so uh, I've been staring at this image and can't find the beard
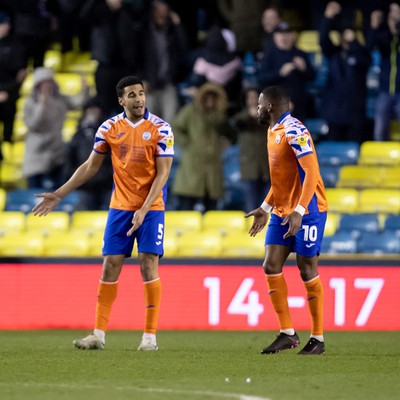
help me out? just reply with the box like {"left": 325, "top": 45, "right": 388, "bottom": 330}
{"left": 257, "top": 112, "right": 270, "bottom": 126}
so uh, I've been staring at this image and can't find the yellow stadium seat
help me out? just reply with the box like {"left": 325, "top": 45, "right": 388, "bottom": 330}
{"left": 337, "top": 165, "right": 384, "bottom": 189}
{"left": 0, "top": 232, "right": 45, "bottom": 256}
{"left": 62, "top": 118, "right": 79, "bottom": 142}
{"left": 297, "top": 30, "right": 320, "bottom": 52}
{"left": 359, "top": 189, "right": 400, "bottom": 214}
{"left": 163, "top": 233, "right": 178, "bottom": 257}
{"left": 325, "top": 188, "right": 359, "bottom": 213}
{"left": 165, "top": 211, "right": 202, "bottom": 236}
{"left": 26, "top": 212, "right": 70, "bottom": 235}
{"left": 71, "top": 211, "right": 108, "bottom": 234}
{"left": 176, "top": 231, "right": 222, "bottom": 257}
{"left": 88, "top": 230, "right": 104, "bottom": 256}
{"left": 12, "top": 119, "right": 27, "bottom": 141}
{"left": 358, "top": 141, "right": 400, "bottom": 166}
{"left": 0, "top": 188, "right": 6, "bottom": 210}
{"left": 324, "top": 212, "right": 340, "bottom": 236}
{"left": 44, "top": 231, "right": 90, "bottom": 256}
{"left": 0, "top": 211, "right": 26, "bottom": 235}
{"left": 221, "top": 232, "right": 265, "bottom": 258}
{"left": 202, "top": 210, "right": 246, "bottom": 235}
{"left": 44, "top": 49, "right": 62, "bottom": 72}
{"left": 0, "top": 163, "right": 24, "bottom": 188}
{"left": 380, "top": 167, "right": 400, "bottom": 189}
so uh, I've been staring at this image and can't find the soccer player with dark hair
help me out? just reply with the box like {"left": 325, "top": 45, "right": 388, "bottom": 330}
{"left": 245, "top": 85, "right": 328, "bottom": 355}
{"left": 32, "top": 76, "right": 174, "bottom": 351}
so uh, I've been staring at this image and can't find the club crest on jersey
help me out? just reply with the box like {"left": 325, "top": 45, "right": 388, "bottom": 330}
{"left": 297, "top": 134, "right": 308, "bottom": 146}
{"left": 275, "top": 134, "right": 281, "bottom": 144}
{"left": 166, "top": 136, "right": 174, "bottom": 148}
{"left": 142, "top": 131, "right": 151, "bottom": 140}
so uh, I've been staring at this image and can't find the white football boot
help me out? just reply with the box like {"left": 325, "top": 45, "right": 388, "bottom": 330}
{"left": 73, "top": 333, "right": 105, "bottom": 350}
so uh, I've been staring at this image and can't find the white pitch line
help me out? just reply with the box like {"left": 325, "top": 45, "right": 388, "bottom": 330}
{"left": 0, "top": 381, "right": 271, "bottom": 400}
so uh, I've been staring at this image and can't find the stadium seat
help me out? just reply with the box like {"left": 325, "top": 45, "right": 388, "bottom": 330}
{"left": 0, "top": 163, "right": 24, "bottom": 189}
{"left": 0, "top": 211, "right": 26, "bottom": 235}
{"left": 322, "top": 232, "right": 357, "bottom": 254}
{"left": 316, "top": 141, "right": 359, "bottom": 166}
{"left": 337, "top": 213, "right": 380, "bottom": 238}
{"left": 44, "top": 231, "right": 91, "bottom": 257}
{"left": 303, "top": 118, "right": 329, "bottom": 139}
{"left": 297, "top": 30, "right": 320, "bottom": 52}
{"left": 380, "top": 167, "right": 400, "bottom": 189}
{"left": 336, "top": 165, "right": 384, "bottom": 189}
{"left": 319, "top": 165, "right": 341, "bottom": 188}
{"left": 176, "top": 231, "right": 222, "bottom": 257}
{"left": 165, "top": 211, "right": 203, "bottom": 236}
{"left": 221, "top": 232, "right": 265, "bottom": 258}
{"left": 5, "top": 188, "right": 43, "bottom": 213}
{"left": 44, "top": 49, "right": 62, "bottom": 72}
{"left": 0, "top": 188, "right": 6, "bottom": 211}
{"left": 12, "top": 119, "right": 27, "bottom": 140}
{"left": 163, "top": 234, "right": 179, "bottom": 257}
{"left": 54, "top": 191, "right": 82, "bottom": 213}
{"left": 202, "top": 210, "right": 246, "bottom": 235}
{"left": 26, "top": 212, "right": 70, "bottom": 235}
{"left": 88, "top": 230, "right": 104, "bottom": 256}
{"left": 358, "top": 141, "right": 400, "bottom": 166}
{"left": 358, "top": 189, "right": 400, "bottom": 214}
{"left": 71, "top": 211, "right": 108, "bottom": 234}
{"left": 357, "top": 232, "right": 400, "bottom": 254}
{"left": 62, "top": 118, "right": 79, "bottom": 142}
{"left": 324, "top": 212, "right": 340, "bottom": 236}
{"left": 384, "top": 214, "right": 400, "bottom": 236}
{"left": 0, "top": 232, "right": 45, "bottom": 256}
{"left": 325, "top": 188, "right": 359, "bottom": 213}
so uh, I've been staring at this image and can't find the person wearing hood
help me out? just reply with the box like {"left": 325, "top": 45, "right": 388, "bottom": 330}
{"left": 22, "top": 67, "right": 89, "bottom": 190}
{"left": 172, "top": 82, "right": 236, "bottom": 211}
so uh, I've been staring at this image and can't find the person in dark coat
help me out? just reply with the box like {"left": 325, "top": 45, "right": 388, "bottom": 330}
{"left": 319, "top": 1, "right": 371, "bottom": 142}
{"left": 259, "top": 22, "right": 316, "bottom": 120}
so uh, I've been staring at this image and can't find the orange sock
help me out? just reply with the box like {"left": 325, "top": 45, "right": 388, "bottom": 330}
{"left": 304, "top": 276, "right": 324, "bottom": 336}
{"left": 95, "top": 281, "right": 118, "bottom": 332}
{"left": 144, "top": 278, "right": 162, "bottom": 334}
{"left": 266, "top": 274, "right": 293, "bottom": 330}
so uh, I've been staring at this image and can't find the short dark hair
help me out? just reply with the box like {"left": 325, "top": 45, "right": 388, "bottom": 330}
{"left": 261, "top": 85, "right": 290, "bottom": 105}
{"left": 116, "top": 76, "right": 144, "bottom": 97}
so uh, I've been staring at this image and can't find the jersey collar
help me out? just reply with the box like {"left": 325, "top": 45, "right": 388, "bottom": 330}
{"left": 123, "top": 108, "right": 149, "bottom": 128}
{"left": 271, "top": 111, "right": 291, "bottom": 131}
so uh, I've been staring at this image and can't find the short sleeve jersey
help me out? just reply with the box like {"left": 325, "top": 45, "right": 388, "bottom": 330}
{"left": 93, "top": 109, "right": 174, "bottom": 211}
{"left": 266, "top": 112, "right": 328, "bottom": 217}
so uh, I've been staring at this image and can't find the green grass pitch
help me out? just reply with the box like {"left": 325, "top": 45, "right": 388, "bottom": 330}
{"left": 0, "top": 330, "right": 399, "bottom": 400}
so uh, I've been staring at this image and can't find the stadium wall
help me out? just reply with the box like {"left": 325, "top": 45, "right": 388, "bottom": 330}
{"left": 1, "top": 258, "right": 399, "bottom": 330}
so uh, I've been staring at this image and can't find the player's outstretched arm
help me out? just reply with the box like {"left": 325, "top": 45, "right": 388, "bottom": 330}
{"left": 32, "top": 151, "right": 105, "bottom": 216}
{"left": 245, "top": 207, "right": 269, "bottom": 237}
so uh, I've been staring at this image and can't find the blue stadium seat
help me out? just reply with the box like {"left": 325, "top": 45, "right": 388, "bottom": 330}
{"left": 319, "top": 165, "right": 340, "bottom": 188}
{"left": 357, "top": 232, "right": 400, "bottom": 254}
{"left": 322, "top": 232, "right": 357, "bottom": 254}
{"left": 303, "top": 118, "right": 329, "bottom": 140}
{"left": 384, "top": 214, "right": 400, "bottom": 236}
{"left": 54, "top": 191, "right": 82, "bottom": 213}
{"left": 316, "top": 141, "right": 359, "bottom": 166}
{"left": 337, "top": 213, "right": 380, "bottom": 239}
{"left": 5, "top": 188, "right": 42, "bottom": 213}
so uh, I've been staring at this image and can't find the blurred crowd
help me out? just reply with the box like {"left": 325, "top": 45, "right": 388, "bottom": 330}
{"left": 0, "top": 0, "right": 399, "bottom": 212}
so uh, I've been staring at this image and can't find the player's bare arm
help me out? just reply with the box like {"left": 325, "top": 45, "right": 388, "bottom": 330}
{"left": 32, "top": 151, "right": 105, "bottom": 216}
{"left": 127, "top": 156, "right": 173, "bottom": 236}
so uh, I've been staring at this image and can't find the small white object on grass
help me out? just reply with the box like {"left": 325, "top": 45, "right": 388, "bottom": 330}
{"left": 246, "top": 378, "right": 251, "bottom": 383}
{"left": 225, "top": 378, "right": 230, "bottom": 382}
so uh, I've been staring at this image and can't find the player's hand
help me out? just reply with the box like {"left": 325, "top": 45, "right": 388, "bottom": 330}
{"left": 127, "top": 209, "right": 147, "bottom": 236}
{"left": 245, "top": 207, "right": 268, "bottom": 237}
{"left": 281, "top": 211, "right": 302, "bottom": 239}
{"left": 32, "top": 193, "right": 62, "bottom": 216}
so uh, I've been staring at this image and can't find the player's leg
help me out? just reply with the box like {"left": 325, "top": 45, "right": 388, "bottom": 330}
{"left": 293, "top": 212, "right": 327, "bottom": 355}
{"left": 136, "top": 211, "right": 165, "bottom": 351}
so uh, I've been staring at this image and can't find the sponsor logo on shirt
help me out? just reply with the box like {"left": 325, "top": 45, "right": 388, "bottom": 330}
{"left": 297, "top": 134, "right": 308, "bottom": 146}
{"left": 142, "top": 131, "right": 151, "bottom": 140}
{"left": 166, "top": 136, "right": 174, "bottom": 148}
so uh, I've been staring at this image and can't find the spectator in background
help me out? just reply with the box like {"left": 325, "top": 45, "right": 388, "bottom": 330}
{"left": 65, "top": 97, "right": 113, "bottom": 210}
{"left": 259, "top": 7, "right": 282, "bottom": 57}
{"left": 80, "top": 0, "right": 149, "bottom": 119}
{"left": 232, "top": 88, "right": 270, "bottom": 212}
{"left": 13, "top": 0, "right": 57, "bottom": 68}
{"left": 141, "top": 0, "right": 188, "bottom": 123}
{"left": 172, "top": 83, "right": 236, "bottom": 211}
{"left": 319, "top": 1, "right": 371, "bottom": 142}
{"left": 259, "top": 22, "right": 316, "bottom": 120}
{"left": 189, "top": 26, "right": 242, "bottom": 110}
{"left": 367, "top": 2, "right": 400, "bottom": 141}
{"left": 0, "top": 11, "right": 27, "bottom": 144}
{"left": 22, "top": 67, "right": 89, "bottom": 190}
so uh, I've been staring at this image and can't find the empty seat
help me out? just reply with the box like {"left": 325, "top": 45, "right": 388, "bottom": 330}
{"left": 5, "top": 188, "right": 43, "bottom": 213}
{"left": 176, "top": 231, "right": 222, "bottom": 257}
{"left": 325, "top": 188, "right": 359, "bottom": 213}
{"left": 26, "top": 212, "right": 70, "bottom": 235}
{"left": 163, "top": 234, "right": 179, "bottom": 257}
{"left": 221, "top": 232, "right": 264, "bottom": 258}
{"left": 203, "top": 210, "right": 246, "bottom": 235}
{"left": 297, "top": 30, "right": 320, "bottom": 52}
{"left": 0, "top": 232, "right": 45, "bottom": 256}
{"left": 337, "top": 213, "right": 380, "bottom": 238}
{"left": 359, "top": 189, "right": 400, "bottom": 213}
{"left": 322, "top": 232, "right": 357, "bottom": 254}
{"left": 0, "top": 188, "right": 6, "bottom": 211}
{"left": 0, "top": 163, "right": 24, "bottom": 188}
{"left": 44, "top": 231, "right": 90, "bottom": 257}
{"left": 319, "top": 165, "right": 341, "bottom": 188}
{"left": 380, "top": 167, "right": 400, "bottom": 189}
{"left": 0, "top": 211, "right": 26, "bottom": 235}
{"left": 357, "top": 232, "right": 400, "bottom": 254}
{"left": 358, "top": 141, "right": 400, "bottom": 166}
{"left": 53, "top": 191, "right": 82, "bottom": 213}
{"left": 88, "top": 230, "right": 104, "bottom": 256}
{"left": 316, "top": 141, "right": 359, "bottom": 166}
{"left": 337, "top": 165, "right": 384, "bottom": 189}
{"left": 165, "top": 211, "right": 202, "bottom": 236}
{"left": 71, "top": 211, "right": 108, "bottom": 234}
{"left": 324, "top": 212, "right": 340, "bottom": 236}
{"left": 383, "top": 214, "right": 400, "bottom": 235}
